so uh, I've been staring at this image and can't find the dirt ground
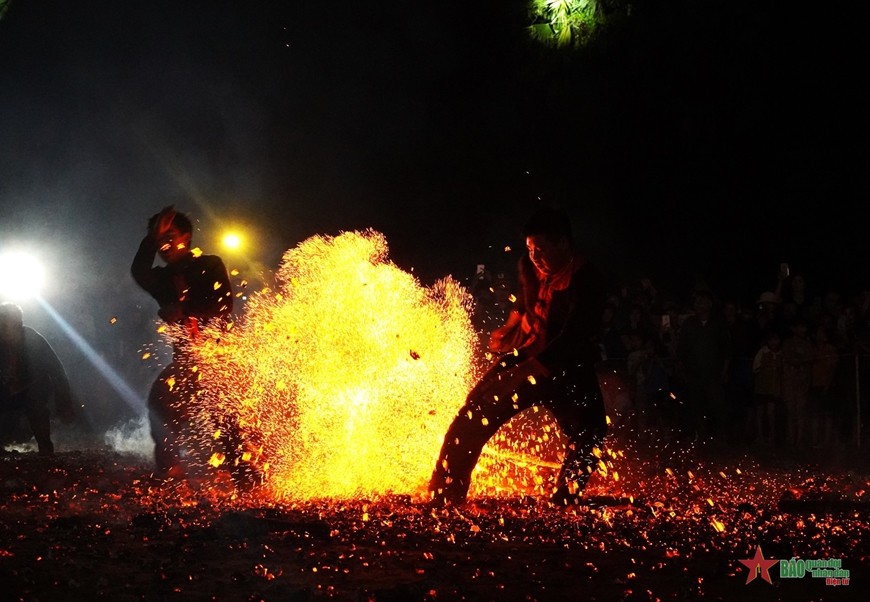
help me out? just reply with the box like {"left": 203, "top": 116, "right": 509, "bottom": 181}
{"left": 1, "top": 441, "right": 868, "bottom": 602}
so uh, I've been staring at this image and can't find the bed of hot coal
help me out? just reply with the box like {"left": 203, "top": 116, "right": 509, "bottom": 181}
{"left": 1, "top": 443, "right": 867, "bottom": 601}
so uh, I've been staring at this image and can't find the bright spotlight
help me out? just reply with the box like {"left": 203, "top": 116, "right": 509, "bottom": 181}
{"left": 222, "top": 232, "right": 242, "bottom": 251}
{"left": 0, "top": 251, "right": 46, "bottom": 300}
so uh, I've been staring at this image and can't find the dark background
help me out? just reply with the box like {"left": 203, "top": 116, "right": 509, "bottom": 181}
{"left": 1, "top": 1, "right": 867, "bottom": 430}
{"left": 1, "top": 12, "right": 868, "bottom": 600}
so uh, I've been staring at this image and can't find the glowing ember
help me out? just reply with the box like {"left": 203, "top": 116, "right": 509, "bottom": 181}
{"left": 174, "top": 230, "right": 480, "bottom": 500}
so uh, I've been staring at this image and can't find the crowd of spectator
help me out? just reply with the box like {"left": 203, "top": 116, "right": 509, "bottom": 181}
{"left": 472, "top": 266, "right": 870, "bottom": 454}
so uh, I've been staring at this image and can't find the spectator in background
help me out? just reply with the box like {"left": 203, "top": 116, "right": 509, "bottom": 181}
{"left": 817, "top": 291, "right": 843, "bottom": 349}
{"left": 821, "top": 290, "right": 842, "bottom": 322}
{"left": 620, "top": 303, "right": 656, "bottom": 354}
{"left": 676, "top": 289, "right": 731, "bottom": 440}
{"left": 837, "top": 301, "right": 860, "bottom": 351}
{"left": 628, "top": 333, "right": 670, "bottom": 442}
{"left": 723, "top": 299, "right": 755, "bottom": 443}
{"left": 809, "top": 325, "right": 839, "bottom": 449}
{"left": 657, "top": 302, "right": 683, "bottom": 435}
{"left": 625, "top": 331, "right": 647, "bottom": 432}
{"left": 467, "top": 268, "right": 515, "bottom": 368}
{"left": 782, "top": 318, "right": 813, "bottom": 448}
{"left": 755, "top": 291, "right": 785, "bottom": 338}
{"left": 636, "top": 277, "right": 660, "bottom": 316}
{"left": 600, "top": 303, "right": 626, "bottom": 361}
{"left": 777, "top": 271, "right": 821, "bottom": 331}
{"left": 854, "top": 286, "right": 870, "bottom": 447}
{"left": 752, "top": 331, "right": 783, "bottom": 448}
{"left": 0, "top": 303, "right": 76, "bottom": 455}
{"left": 657, "top": 303, "right": 682, "bottom": 367}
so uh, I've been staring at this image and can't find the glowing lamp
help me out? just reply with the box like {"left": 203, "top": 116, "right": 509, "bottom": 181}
{"left": 0, "top": 251, "right": 46, "bottom": 300}
{"left": 222, "top": 232, "right": 242, "bottom": 251}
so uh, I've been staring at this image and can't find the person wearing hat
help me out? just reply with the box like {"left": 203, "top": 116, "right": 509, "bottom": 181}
{"left": 755, "top": 291, "right": 785, "bottom": 339}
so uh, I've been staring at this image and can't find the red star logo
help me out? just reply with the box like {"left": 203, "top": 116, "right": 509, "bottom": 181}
{"left": 738, "top": 546, "right": 779, "bottom": 584}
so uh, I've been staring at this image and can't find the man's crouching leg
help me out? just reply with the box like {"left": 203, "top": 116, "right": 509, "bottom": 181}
{"left": 148, "top": 368, "right": 183, "bottom": 477}
{"left": 220, "top": 418, "right": 263, "bottom": 493}
{"left": 429, "top": 399, "right": 512, "bottom": 507}
{"left": 550, "top": 422, "right": 607, "bottom": 506}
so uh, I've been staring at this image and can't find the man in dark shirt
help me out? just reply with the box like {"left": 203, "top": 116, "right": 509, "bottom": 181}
{"left": 0, "top": 303, "right": 75, "bottom": 455}
{"left": 429, "top": 207, "right": 608, "bottom": 507}
{"left": 131, "top": 208, "right": 233, "bottom": 330}
{"left": 131, "top": 206, "right": 254, "bottom": 486}
{"left": 676, "top": 289, "right": 732, "bottom": 440}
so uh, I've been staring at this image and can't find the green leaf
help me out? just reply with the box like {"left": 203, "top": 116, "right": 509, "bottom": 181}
{"left": 528, "top": 0, "right": 604, "bottom": 48}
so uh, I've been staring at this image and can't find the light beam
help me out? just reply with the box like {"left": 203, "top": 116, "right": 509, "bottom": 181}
{"left": 36, "top": 297, "right": 147, "bottom": 416}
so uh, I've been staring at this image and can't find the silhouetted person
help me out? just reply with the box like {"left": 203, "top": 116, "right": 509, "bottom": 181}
{"left": 723, "top": 300, "right": 754, "bottom": 443}
{"left": 676, "top": 290, "right": 731, "bottom": 440}
{"left": 627, "top": 333, "right": 669, "bottom": 442}
{"left": 0, "top": 303, "right": 75, "bottom": 455}
{"left": 754, "top": 291, "right": 785, "bottom": 339}
{"left": 776, "top": 271, "right": 821, "bottom": 332}
{"left": 619, "top": 303, "right": 656, "bottom": 352}
{"left": 429, "top": 207, "right": 608, "bottom": 506}
{"left": 751, "top": 330, "right": 783, "bottom": 448}
{"left": 782, "top": 318, "right": 813, "bottom": 448}
{"left": 809, "top": 325, "right": 839, "bottom": 448}
{"left": 656, "top": 302, "right": 683, "bottom": 432}
{"left": 600, "top": 304, "right": 626, "bottom": 361}
{"left": 131, "top": 206, "right": 255, "bottom": 488}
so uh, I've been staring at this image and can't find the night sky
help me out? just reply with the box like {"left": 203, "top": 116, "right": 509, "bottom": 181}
{"left": 1, "top": 0, "right": 867, "bottom": 313}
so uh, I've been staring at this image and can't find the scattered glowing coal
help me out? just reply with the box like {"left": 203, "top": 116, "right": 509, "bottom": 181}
{"left": 175, "top": 230, "right": 482, "bottom": 500}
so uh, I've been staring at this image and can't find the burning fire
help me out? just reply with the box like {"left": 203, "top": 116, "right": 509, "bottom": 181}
{"left": 172, "top": 230, "right": 484, "bottom": 500}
